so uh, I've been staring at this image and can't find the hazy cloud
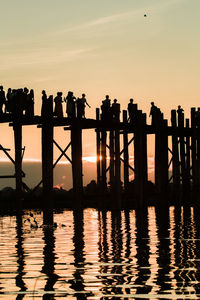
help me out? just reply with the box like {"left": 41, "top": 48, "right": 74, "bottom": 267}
{"left": 0, "top": 48, "right": 93, "bottom": 70}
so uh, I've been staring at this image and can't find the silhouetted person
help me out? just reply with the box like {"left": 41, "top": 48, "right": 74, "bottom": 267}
{"left": 54, "top": 92, "right": 63, "bottom": 118}
{"left": 0, "top": 86, "right": 6, "bottom": 114}
{"left": 65, "top": 91, "right": 76, "bottom": 118}
{"left": 14, "top": 88, "right": 24, "bottom": 117}
{"left": 177, "top": 105, "right": 184, "bottom": 127}
{"left": 25, "top": 89, "right": 34, "bottom": 117}
{"left": 149, "top": 101, "right": 157, "bottom": 126}
{"left": 6, "top": 88, "right": 13, "bottom": 113}
{"left": 41, "top": 90, "right": 47, "bottom": 117}
{"left": 127, "top": 98, "right": 134, "bottom": 122}
{"left": 77, "top": 93, "right": 90, "bottom": 119}
{"left": 76, "top": 97, "right": 83, "bottom": 119}
{"left": 112, "top": 99, "right": 120, "bottom": 120}
{"left": 23, "top": 87, "right": 29, "bottom": 114}
{"left": 101, "top": 95, "right": 111, "bottom": 121}
{"left": 195, "top": 108, "right": 200, "bottom": 127}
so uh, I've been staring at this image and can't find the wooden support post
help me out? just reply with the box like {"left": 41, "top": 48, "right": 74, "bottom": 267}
{"left": 109, "top": 130, "right": 114, "bottom": 189}
{"left": 112, "top": 124, "right": 121, "bottom": 209}
{"left": 71, "top": 120, "right": 83, "bottom": 209}
{"left": 42, "top": 96, "right": 54, "bottom": 225}
{"left": 123, "top": 110, "right": 129, "bottom": 191}
{"left": 185, "top": 119, "right": 191, "bottom": 190}
{"left": 155, "top": 118, "right": 168, "bottom": 196}
{"left": 197, "top": 109, "right": 200, "bottom": 188}
{"left": 101, "top": 130, "right": 107, "bottom": 190}
{"left": 191, "top": 108, "right": 197, "bottom": 189}
{"left": 178, "top": 110, "right": 187, "bottom": 188}
{"left": 96, "top": 108, "right": 101, "bottom": 184}
{"left": 171, "top": 110, "right": 180, "bottom": 189}
{"left": 13, "top": 121, "right": 23, "bottom": 206}
{"left": 134, "top": 111, "right": 148, "bottom": 207}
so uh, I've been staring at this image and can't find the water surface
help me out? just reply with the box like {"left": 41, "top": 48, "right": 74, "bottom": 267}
{"left": 1, "top": 207, "right": 200, "bottom": 299}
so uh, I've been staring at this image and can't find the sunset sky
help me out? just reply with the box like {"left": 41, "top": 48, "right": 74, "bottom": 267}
{"left": 0, "top": 0, "right": 200, "bottom": 161}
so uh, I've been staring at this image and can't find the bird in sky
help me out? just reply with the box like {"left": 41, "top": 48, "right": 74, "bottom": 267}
{"left": 144, "top": 14, "right": 147, "bottom": 17}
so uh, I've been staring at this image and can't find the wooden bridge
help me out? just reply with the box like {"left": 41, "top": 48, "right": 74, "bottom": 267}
{"left": 0, "top": 99, "right": 200, "bottom": 223}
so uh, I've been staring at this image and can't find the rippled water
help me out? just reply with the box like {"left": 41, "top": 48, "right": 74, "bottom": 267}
{"left": 1, "top": 206, "right": 200, "bottom": 299}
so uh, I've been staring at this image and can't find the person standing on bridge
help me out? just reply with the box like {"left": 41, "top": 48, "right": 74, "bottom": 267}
{"left": 25, "top": 89, "right": 34, "bottom": 117}
{"left": 128, "top": 98, "right": 135, "bottom": 123}
{"left": 6, "top": 88, "right": 13, "bottom": 114}
{"left": 0, "top": 86, "right": 6, "bottom": 115}
{"left": 149, "top": 101, "right": 157, "bottom": 127}
{"left": 101, "top": 95, "right": 111, "bottom": 121}
{"left": 65, "top": 91, "right": 76, "bottom": 118}
{"left": 41, "top": 90, "right": 47, "bottom": 117}
{"left": 80, "top": 94, "right": 91, "bottom": 118}
{"left": 177, "top": 105, "right": 184, "bottom": 127}
{"left": 54, "top": 92, "right": 63, "bottom": 118}
{"left": 112, "top": 99, "right": 120, "bottom": 121}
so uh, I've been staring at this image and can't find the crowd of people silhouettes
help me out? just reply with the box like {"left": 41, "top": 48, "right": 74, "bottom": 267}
{"left": 42, "top": 90, "right": 91, "bottom": 119}
{"left": 1, "top": 86, "right": 200, "bottom": 127}
{"left": 0, "top": 86, "right": 34, "bottom": 116}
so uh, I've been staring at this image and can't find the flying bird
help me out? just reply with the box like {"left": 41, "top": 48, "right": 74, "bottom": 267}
{"left": 144, "top": 14, "right": 147, "bottom": 17}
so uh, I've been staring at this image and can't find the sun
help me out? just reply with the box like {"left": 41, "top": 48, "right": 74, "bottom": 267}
{"left": 82, "top": 156, "right": 97, "bottom": 163}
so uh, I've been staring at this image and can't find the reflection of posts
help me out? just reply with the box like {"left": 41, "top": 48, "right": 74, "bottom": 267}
{"left": 70, "top": 210, "right": 87, "bottom": 298}
{"left": 134, "top": 209, "right": 151, "bottom": 294}
{"left": 42, "top": 227, "right": 57, "bottom": 294}
{"left": 15, "top": 213, "right": 27, "bottom": 294}
{"left": 110, "top": 211, "right": 123, "bottom": 295}
{"left": 155, "top": 207, "right": 171, "bottom": 292}
{"left": 98, "top": 211, "right": 109, "bottom": 294}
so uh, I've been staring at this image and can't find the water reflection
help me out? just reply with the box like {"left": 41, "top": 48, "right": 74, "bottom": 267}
{"left": 135, "top": 208, "right": 151, "bottom": 295}
{"left": 15, "top": 213, "right": 26, "bottom": 300}
{"left": 70, "top": 210, "right": 88, "bottom": 299}
{"left": 155, "top": 206, "right": 171, "bottom": 294}
{"left": 42, "top": 225, "right": 57, "bottom": 299}
{"left": 2, "top": 207, "right": 200, "bottom": 298}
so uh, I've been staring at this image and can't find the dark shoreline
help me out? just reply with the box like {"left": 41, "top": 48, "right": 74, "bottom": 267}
{"left": 0, "top": 181, "right": 199, "bottom": 212}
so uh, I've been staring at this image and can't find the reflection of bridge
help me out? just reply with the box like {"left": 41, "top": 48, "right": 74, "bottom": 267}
{"left": 1, "top": 102, "right": 200, "bottom": 223}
